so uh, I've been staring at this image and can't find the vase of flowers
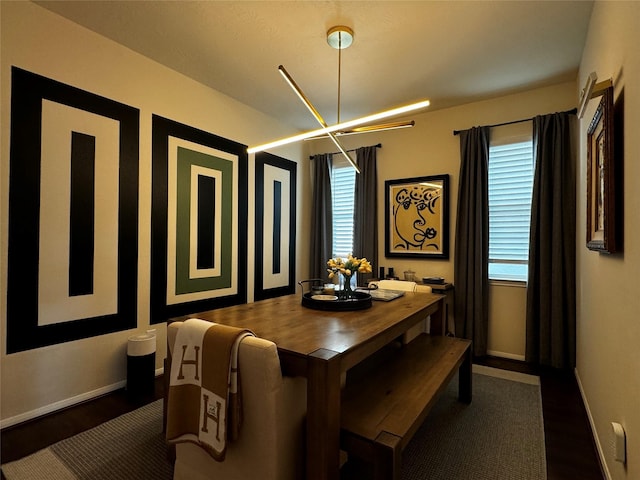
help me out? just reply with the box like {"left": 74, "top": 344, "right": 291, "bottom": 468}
{"left": 327, "top": 255, "right": 373, "bottom": 301}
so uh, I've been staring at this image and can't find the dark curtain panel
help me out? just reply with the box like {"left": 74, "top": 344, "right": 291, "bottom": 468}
{"left": 309, "top": 153, "right": 333, "bottom": 279}
{"left": 526, "top": 112, "right": 576, "bottom": 369}
{"left": 454, "top": 127, "right": 490, "bottom": 357}
{"left": 353, "top": 146, "right": 378, "bottom": 285}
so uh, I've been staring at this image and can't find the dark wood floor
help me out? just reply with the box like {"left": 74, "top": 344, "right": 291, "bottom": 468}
{"left": 476, "top": 356, "right": 604, "bottom": 480}
{"left": 1, "top": 360, "right": 603, "bottom": 479}
{"left": 1, "top": 378, "right": 165, "bottom": 471}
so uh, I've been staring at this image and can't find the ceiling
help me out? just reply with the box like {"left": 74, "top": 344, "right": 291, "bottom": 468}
{"left": 36, "top": 1, "right": 594, "bottom": 132}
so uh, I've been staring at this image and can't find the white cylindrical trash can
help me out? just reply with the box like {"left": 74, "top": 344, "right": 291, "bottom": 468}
{"left": 127, "top": 332, "right": 156, "bottom": 397}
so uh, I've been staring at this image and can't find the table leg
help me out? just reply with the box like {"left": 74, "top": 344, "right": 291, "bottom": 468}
{"left": 307, "top": 348, "right": 342, "bottom": 480}
{"left": 459, "top": 344, "right": 472, "bottom": 404}
{"left": 429, "top": 297, "right": 446, "bottom": 336}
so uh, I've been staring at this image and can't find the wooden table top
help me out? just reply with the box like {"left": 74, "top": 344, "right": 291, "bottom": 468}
{"left": 170, "top": 291, "right": 444, "bottom": 372}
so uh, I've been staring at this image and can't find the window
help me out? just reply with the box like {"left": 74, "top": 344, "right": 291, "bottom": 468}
{"left": 331, "top": 158, "right": 356, "bottom": 258}
{"left": 488, "top": 127, "right": 534, "bottom": 282}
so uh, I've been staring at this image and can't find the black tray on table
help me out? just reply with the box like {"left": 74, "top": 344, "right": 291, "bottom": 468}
{"left": 298, "top": 279, "right": 372, "bottom": 311}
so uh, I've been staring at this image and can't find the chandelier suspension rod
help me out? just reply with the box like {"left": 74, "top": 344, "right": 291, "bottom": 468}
{"left": 337, "top": 32, "right": 342, "bottom": 123}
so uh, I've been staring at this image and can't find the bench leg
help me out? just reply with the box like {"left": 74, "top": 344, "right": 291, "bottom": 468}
{"left": 458, "top": 345, "right": 472, "bottom": 404}
{"left": 373, "top": 432, "right": 402, "bottom": 480}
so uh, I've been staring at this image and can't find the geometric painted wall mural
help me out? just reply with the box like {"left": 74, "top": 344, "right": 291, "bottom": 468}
{"left": 254, "top": 152, "right": 297, "bottom": 301}
{"left": 6, "top": 67, "right": 139, "bottom": 353}
{"left": 150, "top": 115, "right": 247, "bottom": 323}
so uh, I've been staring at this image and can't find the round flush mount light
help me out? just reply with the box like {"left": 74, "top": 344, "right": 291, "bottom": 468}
{"left": 327, "top": 26, "right": 354, "bottom": 50}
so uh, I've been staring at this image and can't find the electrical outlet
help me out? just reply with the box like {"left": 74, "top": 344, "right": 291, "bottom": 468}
{"left": 611, "top": 422, "right": 626, "bottom": 464}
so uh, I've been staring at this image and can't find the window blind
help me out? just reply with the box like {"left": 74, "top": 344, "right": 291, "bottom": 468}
{"left": 331, "top": 162, "right": 356, "bottom": 258}
{"left": 488, "top": 140, "right": 533, "bottom": 281}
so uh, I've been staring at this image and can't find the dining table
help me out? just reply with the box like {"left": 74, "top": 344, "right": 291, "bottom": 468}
{"left": 168, "top": 290, "right": 446, "bottom": 480}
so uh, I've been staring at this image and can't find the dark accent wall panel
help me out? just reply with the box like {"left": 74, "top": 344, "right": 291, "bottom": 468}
{"left": 197, "top": 175, "right": 216, "bottom": 270}
{"left": 6, "top": 67, "right": 139, "bottom": 354}
{"left": 272, "top": 180, "right": 282, "bottom": 274}
{"left": 150, "top": 115, "right": 247, "bottom": 323}
{"left": 254, "top": 152, "right": 297, "bottom": 301}
{"left": 69, "top": 131, "right": 96, "bottom": 297}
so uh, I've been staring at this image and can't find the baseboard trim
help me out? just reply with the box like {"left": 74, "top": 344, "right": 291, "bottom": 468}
{"left": 574, "top": 367, "right": 611, "bottom": 480}
{"left": 486, "top": 349, "right": 526, "bottom": 361}
{"left": 473, "top": 364, "right": 540, "bottom": 385}
{"left": 1, "top": 367, "right": 164, "bottom": 430}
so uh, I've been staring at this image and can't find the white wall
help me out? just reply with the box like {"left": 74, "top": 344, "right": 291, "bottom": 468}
{"left": 577, "top": 2, "right": 640, "bottom": 478}
{"left": 488, "top": 283, "right": 527, "bottom": 360}
{"left": 307, "top": 81, "right": 576, "bottom": 360}
{"left": 0, "top": 1, "right": 310, "bottom": 426}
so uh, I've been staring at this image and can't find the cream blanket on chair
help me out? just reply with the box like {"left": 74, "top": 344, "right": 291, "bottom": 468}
{"left": 166, "top": 318, "right": 254, "bottom": 461}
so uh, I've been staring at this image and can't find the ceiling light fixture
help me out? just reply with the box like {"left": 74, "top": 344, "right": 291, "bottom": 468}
{"left": 304, "top": 120, "right": 416, "bottom": 140}
{"left": 247, "top": 25, "right": 430, "bottom": 170}
{"left": 306, "top": 26, "right": 418, "bottom": 139}
{"left": 277, "top": 63, "right": 360, "bottom": 172}
{"left": 246, "top": 99, "right": 429, "bottom": 151}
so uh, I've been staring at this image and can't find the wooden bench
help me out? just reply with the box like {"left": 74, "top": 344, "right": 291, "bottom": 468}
{"left": 340, "top": 334, "right": 472, "bottom": 479}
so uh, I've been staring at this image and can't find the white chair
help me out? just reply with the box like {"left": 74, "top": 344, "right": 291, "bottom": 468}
{"left": 167, "top": 322, "right": 307, "bottom": 480}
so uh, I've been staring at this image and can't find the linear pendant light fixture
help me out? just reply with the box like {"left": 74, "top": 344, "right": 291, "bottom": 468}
{"left": 246, "top": 99, "right": 429, "bottom": 153}
{"left": 247, "top": 25, "right": 430, "bottom": 171}
{"left": 305, "top": 120, "right": 416, "bottom": 139}
{"left": 277, "top": 63, "right": 360, "bottom": 172}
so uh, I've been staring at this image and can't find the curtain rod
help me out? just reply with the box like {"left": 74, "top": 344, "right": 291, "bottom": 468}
{"left": 309, "top": 143, "right": 382, "bottom": 159}
{"left": 452, "top": 108, "right": 577, "bottom": 136}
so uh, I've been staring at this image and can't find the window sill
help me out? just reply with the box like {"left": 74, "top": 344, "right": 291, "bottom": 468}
{"left": 489, "top": 279, "right": 527, "bottom": 288}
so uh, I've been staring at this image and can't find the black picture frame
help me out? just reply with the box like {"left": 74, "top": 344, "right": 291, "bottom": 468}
{"left": 385, "top": 174, "right": 450, "bottom": 259}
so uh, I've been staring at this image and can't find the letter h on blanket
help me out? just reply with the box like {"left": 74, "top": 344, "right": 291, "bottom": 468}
{"left": 177, "top": 344, "right": 200, "bottom": 380}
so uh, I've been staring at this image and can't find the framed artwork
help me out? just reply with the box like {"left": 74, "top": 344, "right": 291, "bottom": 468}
{"left": 586, "top": 86, "right": 618, "bottom": 253}
{"left": 385, "top": 174, "right": 449, "bottom": 259}
{"left": 151, "top": 115, "right": 247, "bottom": 322}
{"left": 6, "top": 67, "right": 139, "bottom": 353}
{"left": 254, "top": 152, "right": 297, "bottom": 300}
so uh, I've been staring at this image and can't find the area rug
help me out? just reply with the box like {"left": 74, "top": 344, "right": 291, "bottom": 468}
{"left": 402, "top": 366, "right": 546, "bottom": 479}
{"left": 2, "top": 368, "right": 545, "bottom": 480}
{"left": 1, "top": 400, "right": 173, "bottom": 480}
